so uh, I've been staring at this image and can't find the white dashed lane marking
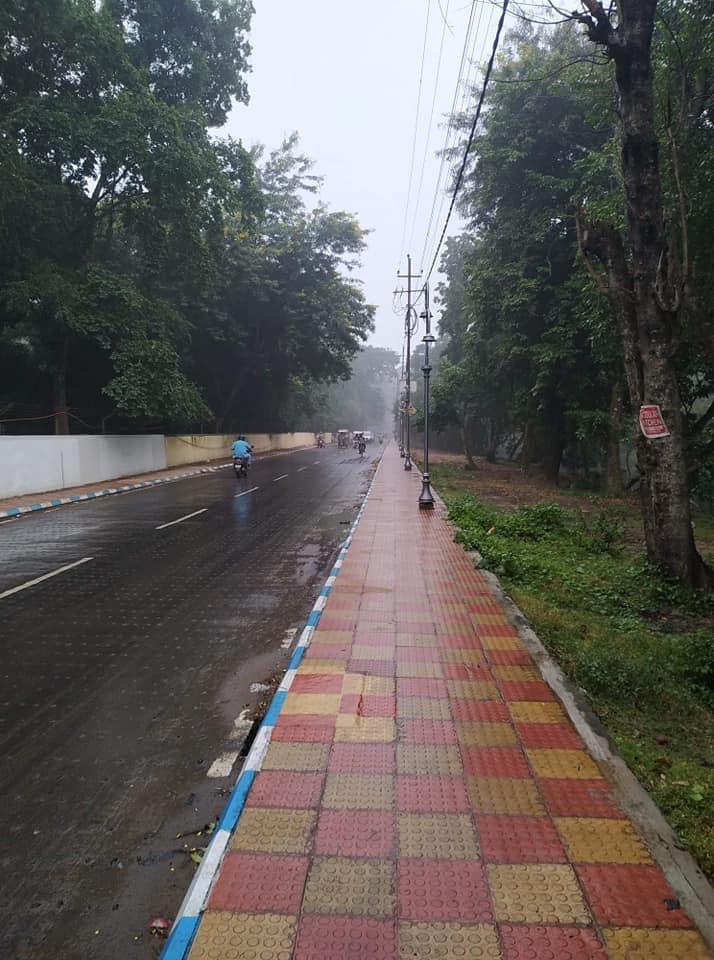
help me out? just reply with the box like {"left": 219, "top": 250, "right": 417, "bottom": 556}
{"left": 0, "top": 557, "right": 94, "bottom": 601}
{"left": 155, "top": 508, "right": 207, "bottom": 530}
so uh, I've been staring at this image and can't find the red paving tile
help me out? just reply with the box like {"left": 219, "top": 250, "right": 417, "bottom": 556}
{"left": 478, "top": 815, "right": 568, "bottom": 862}
{"left": 292, "top": 674, "right": 345, "bottom": 694}
{"left": 461, "top": 746, "right": 532, "bottom": 778}
{"left": 539, "top": 779, "right": 625, "bottom": 819}
{"left": 398, "top": 859, "right": 494, "bottom": 921}
{"left": 450, "top": 699, "right": 509, "bottom": 722}
{"left": 328, "top": 743, "right": 396, "bottom": 774}
{"left": 397, "top": 719, "right": 457, "bottom": 745}
{"left": 516, "top": 723, "right": 584, "bottom": 749}
{"left": 395, "top": 775, "right": 471, "bottom": 812}
{"left": 245, "top": 771, "right": 324, "bottom": 808}
{"left": 396, "top": 677, "right": 448, "bottom": 698}
{"left": 272, "top": 715, "right": 335, "bottom": 743}
{"left": 315, "top": 810, "right": 396, "bottom": 857}
{"left": 499, "top": 680, "right": 556, "bottom": 701}
{"left": 208, "top": 853, "right": 308, "bottom": 912}
{"left": 485, "top": 649, "right": 533, "bottom": 665}
{"left": 576, "top": 864, "right": 694, "bottom": 928}
{"left": 348, "top": 659, "right": 395, "bottom": 677}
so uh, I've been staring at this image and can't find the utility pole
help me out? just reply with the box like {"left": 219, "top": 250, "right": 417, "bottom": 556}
{"left": 397, "top": 255, "right": 422, "bottom": 471}
{"left": 419, "top": 280, "right": 436, "bottom": 508}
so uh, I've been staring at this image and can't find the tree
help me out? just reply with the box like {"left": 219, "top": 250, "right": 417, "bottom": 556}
{"left": 574, "top": 0, "right": 713, "bottom": 587}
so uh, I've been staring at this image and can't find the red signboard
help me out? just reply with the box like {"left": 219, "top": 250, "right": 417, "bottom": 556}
{"left": 639, "top": 404, "right": 670, "bottom": 439}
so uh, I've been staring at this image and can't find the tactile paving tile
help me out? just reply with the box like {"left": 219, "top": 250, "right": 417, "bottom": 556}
{"left": 358, "top": 694, "right": 398, "bottom": 717}
{"left": 349, "top": 658, "right": 396, "bottom": 677}
{"left": 208, "top": 853, "right": 308, "bottom": 913}
{"left": 396, "top": 645, "right": 443, "bottom": 663}
{"left": 441, "top": 648, "right": 486, "bottom": 665}
{"left": 446, "top": 679, "right": 500, "bottom": 700}
{"left": 467, "top": 777, "right": 546, "bottom": 816}
{"left": 451, "top": 699, "right": 509, "bottom": 722}
{"left": 396, "top": 776, "right": 471, "bottom": 812}
{"left": 299, "top": 658, "right": 348, "bottom": 674}
{"left": 351, "top": 644, "right": 395, "bottom": 660}
{"left": 230, "top": 808, "right": 315, "bottom": 854}
{"left": 397, "top": 696, "right": 452, "bottom": 720}
{"left": 526, "top": 749, "right": 602, "bottom": 780}
{"left": 508, "top": 702, "right": 566, "bottom": 724}
{"left": 456, "top": 722, "right": 518, "bottom": 747}
{"left": 329, "top": 742, "right": 396, "bottom": 774}
{"left": 398, "top": 922, "right": 502, "bottom": 959}
{"left": 439, "top": 634, "right": 483, "bottom": 649}
{"left": 443, "top": 663, "right": 493, "bottom": 681}
{"left": 291, "top": 673, "right": 345, "bottom": 694}
{"left": 501, "top": 681, "right": 555, "bottom": 701}
{"left": 539, "top": 779, "right": 625, "bottom": 819}
{"left": 478, "top": 815, "right": 567, "bottom": 863}
{"left": 295, "top": 915, "right": 397, "bottom": 960}
{"left": 335, "top": 715, "right": 397, "bottom": 742}
{"left": 322, "top": 772, "right": 395, "bottom": 809}
{"left": 188, "top": 911, "right": 296, "bottom": 960}
{"left": 498, "top": 924, "right": 608, "bottom": 960}
{"left": 245, "top": 770, "right": 323, "bottom": 809}
{"left": 491, "top": 665, "right": 541, "bottom": 681}
{"left": 272, "top": 714, "right": 335, "bottom": 743}
{"left": 396, "top": 661, "right": 445, "bottom": 679}
{"left": 462, "top": 746, "right": 531, "bottom": 778}
{"left": 302, "top": 856, "right": 395, "bottom": 917}
{"left": 486, "top": 649, "right": 533, "bottom": 666}
{"left": 396, "top": 633, "right": 438, "bottom": 647}
{"left": 261, "top": 742, "right": 330, "bottom": 771}
{"left": 397, "top": 743, "right": 463, "bottom": 776}
{"left": 576, "top": 864, "right": 694, "bottom": 928}
{"left": 311, "top": 630, "right": 354, "bottom": 644}
{"left": 515, "top": 723, "right": 583, "bottom": 750}
{"left": 398, "top": 858, "right": 493, "bottom": 922}
{"left": 602, "top": 928, "right": 713, "bottom": 959}
{"left": 397, "top": 678, "right": 449, "bottom": 698}
{"left": 479, "top": 635, "right": 524, "bottom": 651}
{"left": 343, "top": 673, "right": 396, "bottom": 695}
{"left": 397, "top": 812, "right": 479, "bottom": 859}
{"left": 283, "top": 693, "right": 342, "bottom": 715}
{"left": 315, "top": 809, "right": 396, "bottom": 857}
{"left": 398, "top": 719, "right": 458, "bottom": 744}
{"left": 476, "top": 624, "right": 520, "bottom": 638}
{"left": 555, "top": 817, "right": 653, "bottom": 864}
{"left": 487, "top": 863, "right": 591, "bottom": 924}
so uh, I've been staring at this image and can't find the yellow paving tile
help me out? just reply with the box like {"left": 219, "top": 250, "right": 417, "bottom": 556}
{"left": 456, "top": 721, "right": 518, "bottom": 747}
{"left": 342, "top": 674, "right": 396, "bottom": 695}
{"left": 229, "top": 808, "right": 315, "bottom": 854}
{"left": 527, "top": 748, "right": 602, "bottom": 780}
{"left": 491, "top": 665, "right": 541, "bottom": 681}
{"left": 298, "top": 659, "right": 346, "bottom": 674}
{"left": 441, "top": 649, "right": 486, "bottom": 665}
{"left": 188, "top": 911, "right": 296, "bottom": 960}
{"left": 397, "top": 697, "right": 452, "bottom": 720}
{"left": 446, "top": 679, "right": 500, "bottom": 700}
{"left": 487, "top": 864, "right": 591, "bottom": 924}
{"left": 282, "top": 693, "right": 342, "bottom": 715}
{"left": 302, "top": 857, "right": 394, "bottom": 917}
{"left": 396, "top": 661, "right": 445, "bottom": 678}
{"left": 311, "top": 630, "right": 353, "bottom": 643}
{"left": 335, "top": 715, "right": 396, "bottom": 742}
{"left": 471, "top": 614, "right": 510, "bottom": 625}
{"left": 261, "top": 742, "right": 330, "bottom": 772}
{"left": 555, "top": 818, "right": 653, "bottom": 864}
{"left": 508, "top": 702, "right": 566, "bottom": 724}
{"left": 467, "top": 777, "right": 546, "bottom": 816}
{"left": 397, "top": 813, "right": 479, "bottom": 859}
{"left": 351, "top": 644, "right": 393, "bottom": 661}
{"left": 480, "top": 635, "right": 524, "bottom": 650}
{"left": 397, "top": 744, "right": 463, "bottom": 776}
{"left": 323, "top": 772, "right": 394, "bottom": 809}
{"left": 603, "top": 928, "right": 713, "bottom": 959}
{"left": 399, "top": 923, "right": 502, "bottom": 959}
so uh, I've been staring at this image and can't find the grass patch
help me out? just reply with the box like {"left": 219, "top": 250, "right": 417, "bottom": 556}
{"left": 430, "top": 462, "right": 714, "bottom": 881}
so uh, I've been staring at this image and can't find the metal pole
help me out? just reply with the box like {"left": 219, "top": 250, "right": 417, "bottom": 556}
{"left": 404, "top": 255, "right": 412, "bottom": 471}
{"left": 419, "top": 281, "right": 435, "bottom": 508}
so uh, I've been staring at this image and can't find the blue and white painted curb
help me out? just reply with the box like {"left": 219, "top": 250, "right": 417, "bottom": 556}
{"left": 0, "top": 463, "right": 232, "bottom": 520}
{"left": 160, "top": 457, "right": 381, "bottom": 960}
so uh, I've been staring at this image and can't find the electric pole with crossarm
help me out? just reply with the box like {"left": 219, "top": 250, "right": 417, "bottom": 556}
{"left": 397, "top": 255, "right": 422, "bottom": 471}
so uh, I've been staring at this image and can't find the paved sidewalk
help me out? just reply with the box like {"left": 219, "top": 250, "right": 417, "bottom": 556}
{"left": 180, "top": 447, "right": 713, "bottom": 960}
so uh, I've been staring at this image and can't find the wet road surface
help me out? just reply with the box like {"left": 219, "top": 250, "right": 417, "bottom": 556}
{"left": 0, "top": 445, "right": 376, "bottom": 959}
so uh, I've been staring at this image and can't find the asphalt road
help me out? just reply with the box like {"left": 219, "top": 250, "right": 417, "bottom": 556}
{"left": 0, "top": 444, "right": 376, "bottom": 959}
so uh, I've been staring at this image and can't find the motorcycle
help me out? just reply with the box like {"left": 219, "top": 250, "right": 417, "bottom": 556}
{"left": 232, "top": 456, "right": 250, "bottom": 478}
{"left": 358, "top": 440, "right": 366, "bottom": 458}
{"left": 317, "top": 436, "right": 325, "bottom": 448}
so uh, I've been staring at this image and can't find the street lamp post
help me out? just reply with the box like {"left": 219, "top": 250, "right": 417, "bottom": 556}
{"left": 418, "top": 281, "right": 436, "bottom": 509}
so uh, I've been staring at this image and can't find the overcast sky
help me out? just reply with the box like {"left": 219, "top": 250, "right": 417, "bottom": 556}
{"left": 225, "top": 0, "right": 504, "bottom": 354}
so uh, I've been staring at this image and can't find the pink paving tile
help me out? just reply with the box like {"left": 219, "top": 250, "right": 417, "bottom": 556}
{"left": 272, "top": 715, "right": 336, "bottom": 743}
{"left": 319, "top": 616, "right": 358, "bottom": 630}
{"left": 486, "top": 649, "right": 533, "bottom": 665}
{"left": 359, "top": 695, "right": 397, "bottom": 717}
{"left": 396, "top": 678, "right": 448, "bottom": 698}
{"left": 303, "top": 644, "right": 351, "bottom": 659}
{"left": 461, "top": 746, "right": 531, "bottom": 778}
{"left": 539, "top": 779, "right": 625, "bottom": 819}
{"left": 397, "top": 719, "right": 457, "bottom": 745}
{"left": 499, "top": 681, "right": 556, "bottom": 702}
{"left": 208, "top": 853, "right": 308, "bottom": 912}
{"left": 348, "top": 659, "right": 395, "bottom": 677}
{"left": 294, "top": 916, "right": 397, "bottom": 960}
{"left": 576, "top": 864, "right": 694, "bottom": 928}
{"left": 395, "top": 646, "right": 442, "bottom": 663}
{"left": 292, "top": 674, "right": 345, "bottom": 694}
{"left": 516, "top": 723, "right": 584, "bottom": 750}
{"left": 450, "top": 699, "right": 509, "bottom": 722}
{"left": 328, "top": 742, "right": 396, "bottom": 774}
{"left": 354, "top": 634, "right": 396, "bottom": 649}
{"left": 340, "top": 694, "right": 362, "bottom": 714}
{"left": 395, "top": 776, "right": 470, "bottom": 812}
{"left": 499, "top": 925, "right": 608, "bottom": 960}
{"left": 315, "top": 810, "right": 396, "bottom": 857}
{"left": 398, "top": 859, "right": 493, "bottom": 921}
{"left": 478, "top": 815, "right": 568, "bottom": 863}
{"left": 245, "top": 770, "right": 324, "bottom": 808}
{"left": 355, "top": 625, "right": 396, "bottom": 638}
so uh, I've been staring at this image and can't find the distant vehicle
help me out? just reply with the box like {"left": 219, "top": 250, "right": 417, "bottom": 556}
{"left": 364, "top": 431, "right": 374, "bottom": 442}
{"left": 337, "top": 429, "right": 349, "bottom": 449}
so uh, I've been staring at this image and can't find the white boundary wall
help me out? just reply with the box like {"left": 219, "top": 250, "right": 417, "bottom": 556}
{"left": 0, "top": 435, "right": 166, "bottom": 499}
{"left": 164, "top": 433, "right": 315, "bottom": 467}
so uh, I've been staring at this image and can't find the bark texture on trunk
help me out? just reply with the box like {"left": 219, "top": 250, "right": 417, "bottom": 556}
{"left": 577, "top": 0, "right": 712, "bottom": 587}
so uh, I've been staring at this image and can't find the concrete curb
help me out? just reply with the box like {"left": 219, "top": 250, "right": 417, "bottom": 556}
{"left": 427, "top": 473, "right": 714, "bottom": 952}
{"left": 159, "top": 454, "right": 384, "bottom": 960}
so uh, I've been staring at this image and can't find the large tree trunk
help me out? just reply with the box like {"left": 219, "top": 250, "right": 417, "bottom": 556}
{"left": 606, "top": 383, "right": 624, "bottom": 495}
{"left": 461, "top": 410, "right": 476, "bottom": 469}
{"left": 578, "top": 0, "right": 712, "bottom": 587}
{"left": 53, "top": 334, "right": 69, "bottom": 435}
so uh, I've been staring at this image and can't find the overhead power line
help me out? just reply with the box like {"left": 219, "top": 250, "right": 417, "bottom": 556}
{"left": 424, "top": 0, "right": 510, "bottom": 283}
